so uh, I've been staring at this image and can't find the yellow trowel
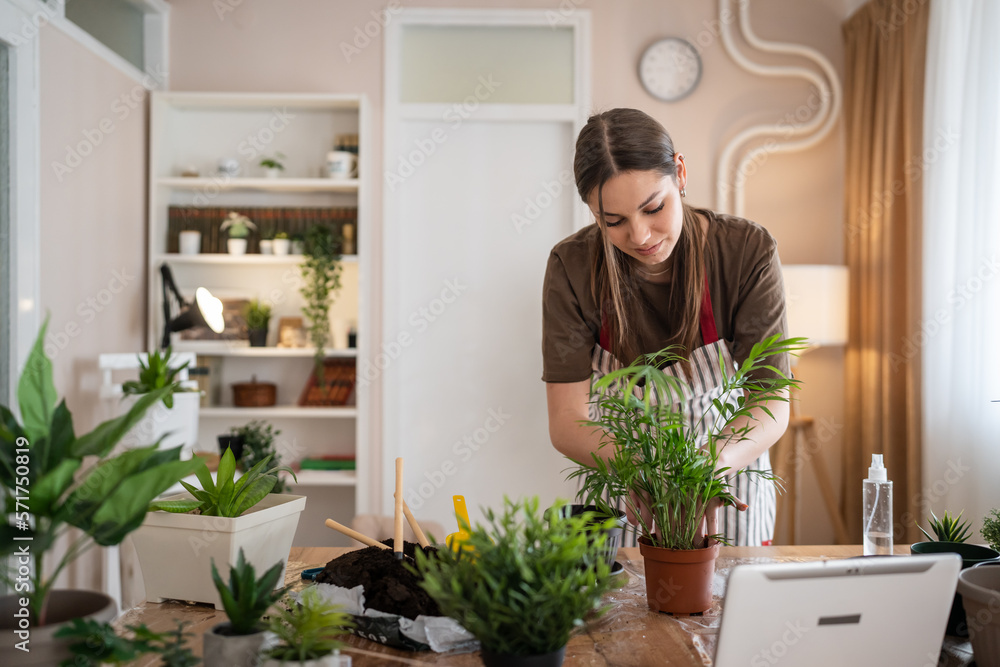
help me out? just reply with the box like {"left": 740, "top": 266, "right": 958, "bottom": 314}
{"left": 445, "top": 495, "right": 474, "bottom": 553}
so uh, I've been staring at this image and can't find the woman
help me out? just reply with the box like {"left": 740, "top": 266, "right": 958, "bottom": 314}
{"left": 542, "top": 108, "right": 791, "bottom": 546}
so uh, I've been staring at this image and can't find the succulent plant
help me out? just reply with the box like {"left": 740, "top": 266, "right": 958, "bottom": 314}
{"left": 920, "top": 509, "right": 973, "bottom": 543}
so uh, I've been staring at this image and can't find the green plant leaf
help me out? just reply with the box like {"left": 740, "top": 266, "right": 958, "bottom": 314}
{"left": 148, "top": 499, "right": 202, "bottom": 513}
{"left": 17, "top": 318, "right": 57, "bottom": 443}
{"left": 29, "top": 458, "right": 81, "bottom": 517}
{"left": 71, "top": 387, "right": 173, "bottom": 457}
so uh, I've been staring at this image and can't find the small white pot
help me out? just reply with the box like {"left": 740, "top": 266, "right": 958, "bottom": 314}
{"left": 204, "top": 624, "right": 275, "bottom": 667}
{"left": 272, "top": 238, "right": 291, "bottom": 256}
{"left": 179, "top": 230, "right": 202, "bottom": 255}
{"left": 264, "top": 168, "right": 281, "bottom": 179}
{"left": 291, "top": 240, "right": 305, "bottom": 255}
{"left": 228, "top": 238, "right": 248, "bottom": 255}
{"left": 259, "top": 240, "right": 274, "bottom": 255}
{"left": 132, "top": 493, "right": 306, "bottom": 609}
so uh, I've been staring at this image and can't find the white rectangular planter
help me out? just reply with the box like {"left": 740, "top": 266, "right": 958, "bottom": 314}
{"left": 132, "top": 493, "right": 307, "bottom": 609}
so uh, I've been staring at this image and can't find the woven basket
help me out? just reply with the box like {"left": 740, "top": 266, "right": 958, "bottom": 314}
{"left": 232, "top": 375, "right": 277, "bottom": 407}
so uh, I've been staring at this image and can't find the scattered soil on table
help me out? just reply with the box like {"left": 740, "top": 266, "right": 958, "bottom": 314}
{"left": 315, "top": 540, "right": 441, "bottom": 619}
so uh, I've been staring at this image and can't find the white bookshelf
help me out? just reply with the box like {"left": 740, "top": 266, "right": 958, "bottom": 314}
{"left": 147, "top": 92, "right": 371, "bottom": 547}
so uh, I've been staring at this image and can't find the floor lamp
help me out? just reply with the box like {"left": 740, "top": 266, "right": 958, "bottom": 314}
{"left": 778, "top": 265, "right": 850, "bottom": 544}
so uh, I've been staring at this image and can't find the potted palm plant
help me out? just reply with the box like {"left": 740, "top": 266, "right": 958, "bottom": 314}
{"left": 222, "top": 211, "right": 257, "bottom": 255}
{"left": 131, "top": 447, "right": 303, "bottom": 609}
{"left": 0, "top": 319, "right": 204, "bottom": 666}
{"left": 204, "top": 548, "right": 288, "bottom": 666}
{"left": 415, "top": 497, "right": 616, "bottom": 667}
{"left": 120, "top": 346, "right": 201, "bottom": 460}
{"left": 568, "top": 335, "right": 802, "bottom": 614}
{"left": 263, "top": 587, "right": 353, "bottom": 666}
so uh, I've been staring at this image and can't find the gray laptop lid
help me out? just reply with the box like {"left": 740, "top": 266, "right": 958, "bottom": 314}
{"left": 714, "top": 553, "right": 960, "bottom": 667}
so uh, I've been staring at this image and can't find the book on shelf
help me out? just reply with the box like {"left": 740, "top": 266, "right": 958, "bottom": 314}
{"left": 298, "top": 456, "right": 356, "bottom": 471}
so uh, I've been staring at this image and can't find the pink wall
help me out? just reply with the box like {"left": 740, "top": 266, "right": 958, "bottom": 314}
{"left": 38, "top": 24, "right": 150, "bottom": 587}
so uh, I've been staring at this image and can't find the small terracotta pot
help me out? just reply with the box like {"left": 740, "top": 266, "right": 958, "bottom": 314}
{"left": 638, "top": 536, "right": 720, "bottom": 614}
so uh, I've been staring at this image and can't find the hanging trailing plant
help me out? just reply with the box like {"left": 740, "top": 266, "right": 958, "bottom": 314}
{"left": 299, "top": 225, "right": 342, "bottom": 389}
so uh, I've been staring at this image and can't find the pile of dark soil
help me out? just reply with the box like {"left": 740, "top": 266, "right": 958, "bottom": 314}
{"left": 315, "top": 540, "right": 441, "bottom": 620}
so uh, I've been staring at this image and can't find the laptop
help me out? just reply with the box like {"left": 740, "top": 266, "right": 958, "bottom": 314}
{"left": 714, "top": 553, "right": 961, "bottom": 667}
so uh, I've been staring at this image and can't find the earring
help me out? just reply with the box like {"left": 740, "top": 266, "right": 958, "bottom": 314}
{"left": 680, "top": 187, "right": 687, "bottom": 198}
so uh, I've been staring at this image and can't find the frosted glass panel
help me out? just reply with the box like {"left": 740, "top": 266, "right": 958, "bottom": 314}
{"left": 66, "top": 0, "right": 145, "bottom": 71}
{"left": 400, "top": 26, "right": 574, "bottom": 104}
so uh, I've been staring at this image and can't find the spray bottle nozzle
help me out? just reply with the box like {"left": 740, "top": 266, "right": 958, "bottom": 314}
{"left": 868, "top": 454, "right": 887, "bottom": 481}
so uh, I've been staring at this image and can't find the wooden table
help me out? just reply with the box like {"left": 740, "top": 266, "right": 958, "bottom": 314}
{"left": 120, "top": 545, "right": 974, "bottom": 666}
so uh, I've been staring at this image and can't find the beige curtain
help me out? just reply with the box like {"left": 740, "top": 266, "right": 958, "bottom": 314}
{"left": 842, "top": 0, "right": 928, "bottom": 545}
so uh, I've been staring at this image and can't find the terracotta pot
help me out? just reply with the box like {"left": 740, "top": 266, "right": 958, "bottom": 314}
{"left": 638, "top": 536, "right": 720, "bottom": 614}
{"left": 0, "top": 590, "right": 116, "bottom": 666}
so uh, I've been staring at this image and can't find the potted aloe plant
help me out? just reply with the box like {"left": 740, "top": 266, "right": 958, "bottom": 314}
{"left": 568, "top": 335, "right": 803, "bottom": 614}
{"left": 131, "top": 447, "right": 303, "bottom": 609}
{"left": 263, "top": 586, "right": 353, "bottom": 666}
{"left": 204, "top": 548, "right": 288, "bottom": 666}
{"left": 0, "top": 319, "right": 204, "bottom": 665}
{"left": 911, "top": 509, "right": 1000, "bottom": 636}
{"left": 415, "top": 497, "right": 616, "bottom": 667}
{"left": 119, "top": 346, "right": 201, "bottom": 460}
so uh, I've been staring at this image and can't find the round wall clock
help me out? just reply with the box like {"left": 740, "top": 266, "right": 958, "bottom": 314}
{"left": 638, "top": 38, "right": 702, "bottom": 102}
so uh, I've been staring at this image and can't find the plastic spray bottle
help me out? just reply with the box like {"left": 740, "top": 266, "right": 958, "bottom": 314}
{"left": 863, "top": 454, "right": 893, "bottom": 555}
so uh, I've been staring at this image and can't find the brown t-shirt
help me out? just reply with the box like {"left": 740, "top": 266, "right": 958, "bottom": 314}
{"left": 541, "top": 208, "right": 789, "bottom": 382}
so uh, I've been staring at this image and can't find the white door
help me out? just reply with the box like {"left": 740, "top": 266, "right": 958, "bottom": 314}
{"left": 382, "top": 9, "right": 591, "bottom": 530}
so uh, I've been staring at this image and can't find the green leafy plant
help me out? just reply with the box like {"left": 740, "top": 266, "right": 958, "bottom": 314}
{"left": 148, "top": 446, "right": 295, "bottom": 517}
{"left": 55, "top": 619, "right": 197, "bottom": 667}
{"left": 261, "top": 227, "right": 276, "bottom": 241}
{"left": 982, "top": 509, "right": 1000, "bottom": 552}
{"left": 221, "top": 211, "right": 256, "bottom": 238}
{"left": 920, "top": 509, "right": 973, "bottom": 543}
{"left": 274, "top": 231, "right": 289, "bottom": 240}
{"left": 299, "top": 224, "right": 343, "bottom": 388}
{"left": 231, "top": 419, "right": 289, "bottom": 494}
{"left": 0, "top": 319, "right": 204, "bottom": 624}
{"left": 242, "top": 299, "right": 272, "bottom": 332}
{"left": 120, "top": 347, "right": 198, "bottom": 409}
{"left": 568, "top": 335, "right": 804, "bottom": 550}
{"left": 211, "top": 547, "right": 289, "bottom": 636}
{"left": 266, "top": 586, "right": 352, "bottom": 662}
{"left": 259, "top": 152, "right": 286, "bottom": 171}
{"left": 414, "top": 496, "right": 615, "bottom": 657}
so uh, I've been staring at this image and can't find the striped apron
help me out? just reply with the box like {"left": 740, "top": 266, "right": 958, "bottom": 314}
{"left": 587, "top": 277, "right": 776, "bottom": 547}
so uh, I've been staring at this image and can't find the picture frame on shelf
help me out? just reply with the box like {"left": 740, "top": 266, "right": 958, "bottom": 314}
{"left": 277, "top": 316, "right": 307, "bottom": 348}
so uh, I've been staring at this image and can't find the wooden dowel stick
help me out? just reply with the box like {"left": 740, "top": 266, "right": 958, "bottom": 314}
{"left": 394, "top": 457, "right": 404, "bottom": 559}
{"left": 402, "top": 500, "right": 430, "bottom": 548}
{"left": 324, "top": 518, "right": 389, "bottom": 550}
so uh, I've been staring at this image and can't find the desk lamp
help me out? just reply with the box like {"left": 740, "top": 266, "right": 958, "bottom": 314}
{"left": 160, "top": 263, "right": 225, "bottom": 349}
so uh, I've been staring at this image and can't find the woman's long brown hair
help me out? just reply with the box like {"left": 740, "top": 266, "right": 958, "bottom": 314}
{"left": 574, "top": 109, "right": 705, "bottom": 366}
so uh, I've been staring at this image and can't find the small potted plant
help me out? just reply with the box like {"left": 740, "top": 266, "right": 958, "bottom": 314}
{"left": 260, "top": 228, "right": 276, "bottom": 255}
{"left": 260, "top": 152, "right": 286, "bottom": 179}
{"left": 232, "top": 419, "right": 290, "bottom": 493}
{"left": 222, "top": 211, "right": 257, "bottom": 255}
{"left": 568, "top": 335, "right": 802, "bottom": 614}
{"left": 178, "top": 221, "right": 201, "bottom": 255}
{"left": 273, "top": 231, "right": 291, "bottom": 256}
{"left": 131, "top": 448, "right": 303, "bottom": 609}
{"left": 263, "top": 587, "right": 353, "bottom": 666}
{"left": 415, "top": 497, "right": 616, "bottom": 667}
{"left": 204, "top": 548, "right": 288, "bottom": 667}
{"left": 243, "top": 299, "right": 273, "bottom": 347}
{"left": 55, "top": 618, "right": 198, "bottom": 666}
{"left": 911, "top": 509, "right": 1000, "bottom": 636}
{"left": 120, "top": 346, "right": 202, "bottom": 460}
{"left": 0, "top": 319, "right": 203, "bottom": 664}
{"left": 290, "top": 233, "right": 306, "bottom": 256}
